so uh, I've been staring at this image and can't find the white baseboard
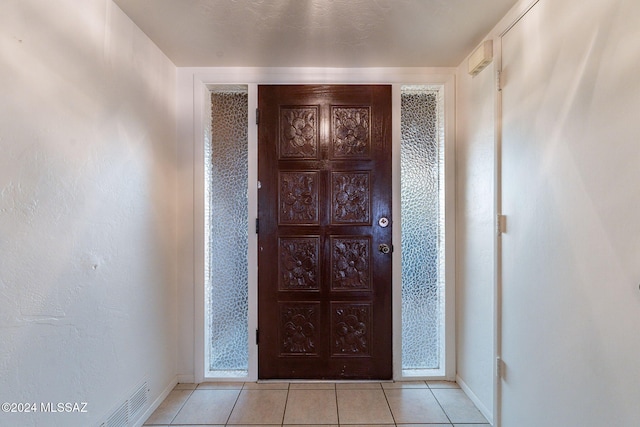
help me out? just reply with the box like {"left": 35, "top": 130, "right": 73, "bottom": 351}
{"left": 456, "top": 374, "right": 494, "bottom": 426}
{"left": 133, "top": 376, "right": 178, "bottom": 427}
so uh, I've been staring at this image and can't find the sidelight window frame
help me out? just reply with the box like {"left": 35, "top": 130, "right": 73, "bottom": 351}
{"left": 192, "top": 69, "right": 455, "bottom": 383}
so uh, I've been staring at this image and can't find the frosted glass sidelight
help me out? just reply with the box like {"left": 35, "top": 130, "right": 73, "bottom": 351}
{"left": 400, "top": 86, "right": 445, "bottom": 373}
{"left": 205, "top": 88, "right": 249, "bottom": 375}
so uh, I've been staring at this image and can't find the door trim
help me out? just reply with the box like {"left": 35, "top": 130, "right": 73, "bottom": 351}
{"left": 392, "top": 83, "right": 455, "bottom": 380}
{"left": 188, "top": 68, "right": 456, "bottom": 383}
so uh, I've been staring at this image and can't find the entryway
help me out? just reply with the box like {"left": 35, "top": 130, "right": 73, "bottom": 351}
{"left": 202, "top": 76, "right": 453, "bottom": 382}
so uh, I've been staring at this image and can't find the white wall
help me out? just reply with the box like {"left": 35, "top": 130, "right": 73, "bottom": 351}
{"left": 0, "top": 1, "right": 178, "bottom": 426}
{"left": 455, "top": 47, "right": 497, "bottom": 422}
{"left": 499, "top": 0, "right": 640, "bottom": 425}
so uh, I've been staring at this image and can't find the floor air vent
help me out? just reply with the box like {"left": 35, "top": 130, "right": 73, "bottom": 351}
{"left": 101, "top": 381, "right": 148, "bottom": 427}
{"left": 106, "top": 401, "right": 128, "bottom": 427}
{"left": 128, "top": 382, "right": 148, "bottom": 420}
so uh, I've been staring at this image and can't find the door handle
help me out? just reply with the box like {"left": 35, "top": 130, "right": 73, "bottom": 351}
{"left": 378, "top": 243, "right": 391, "bottom": 254}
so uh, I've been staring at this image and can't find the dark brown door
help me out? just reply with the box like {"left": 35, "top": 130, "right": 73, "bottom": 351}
{"left": 257, "top": 85, "right": 392, "bottom": 379}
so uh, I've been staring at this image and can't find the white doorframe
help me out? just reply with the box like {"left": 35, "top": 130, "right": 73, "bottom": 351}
{"left": 189, "top": 67, "right": 456, "bottom": 383}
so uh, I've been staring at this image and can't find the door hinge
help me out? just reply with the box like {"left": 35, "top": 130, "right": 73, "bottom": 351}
{"left": 256, "top": 108, "right": 259, "bottom": 125}
{"left": 497, "top": 214, "right": 507, "bottom": 236}
{"left": 255, "top": 218, "right": 259, "bottom": 234}
{"left": 496, "top": 70, "right": 503, "bottom": 92}
{"left": 256, "top": 329, "right": 259, "bottom": 345}
{"left": 496, "top": 357, "right": 504, "bottom": 379}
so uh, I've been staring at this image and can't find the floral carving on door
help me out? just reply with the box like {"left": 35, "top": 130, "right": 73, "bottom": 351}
{"left": 331, "top": 172, "right": 370, "bottom": 224}
{"left": 331, "top": 237, "right": 371, "bottom": 290}
{"left": 279, "top": 172, "right": 319, "bottom": 224}
{"left": 332, "top": 304, "right": 371, "bottom": 356}
{"left": 280, "top": 304, "right": 319, "bottom": 355}
{"left": 332, "top": 107, "right": 370, "bottom": 157}
{"left": 280, "top": 107, "right": 318, "bottom": 159}
{"left": 279, "top": 237, "right": 320, "bottom": 290}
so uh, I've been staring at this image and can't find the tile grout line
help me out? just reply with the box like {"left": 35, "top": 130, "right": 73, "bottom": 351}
{"left": 223, "top": 382, "right": 245, "bottom": 426}
{"left": 380, "top": 384, "right": 398, "bottom": 426}
{"left": 280, "top": 382, "right": 291, "bottom": 426}
{"left": 334, "top": 382, "right": 341, "bottom": 426}
{"left": 429, "top": 386, "right": 454, "bottom": 426}
{"left": 167, "top": 387, "right": 195, "bottom": 426}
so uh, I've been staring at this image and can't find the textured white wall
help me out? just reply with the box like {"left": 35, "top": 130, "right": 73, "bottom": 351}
{"left": 455, "top": 50, "right": 496, "bottom": 421}
{"left": 0, "top": 1, "right": 177, "bottom": 426}
{"left": 500, "top": 0, "right": 640, "bottom": 425}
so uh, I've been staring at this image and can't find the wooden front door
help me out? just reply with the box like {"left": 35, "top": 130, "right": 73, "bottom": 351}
{"left": 257, "top": 85, "right": 392, "bottom": 379}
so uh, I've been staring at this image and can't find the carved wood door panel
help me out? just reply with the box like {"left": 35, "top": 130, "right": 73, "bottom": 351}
{"left": 258, "top": 85, "right": 392, "bottom": 379}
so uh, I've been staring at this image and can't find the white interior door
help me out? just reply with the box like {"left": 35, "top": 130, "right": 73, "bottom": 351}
{"left": 499, "top": 0, "right": 640, "bottom": 425}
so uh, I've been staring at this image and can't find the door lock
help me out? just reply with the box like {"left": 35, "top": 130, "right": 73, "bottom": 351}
{"left": 378, "top": 243, "right": 391, "bottom": 254}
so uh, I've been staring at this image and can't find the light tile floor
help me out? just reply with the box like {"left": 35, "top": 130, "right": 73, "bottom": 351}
{"left": 144, "top": 381, "right": 490, "bottom": 427}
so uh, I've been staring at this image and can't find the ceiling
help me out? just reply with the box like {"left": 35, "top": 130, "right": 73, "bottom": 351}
{"left": 113, "top": 0, "right": 518, "bottom": 68}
